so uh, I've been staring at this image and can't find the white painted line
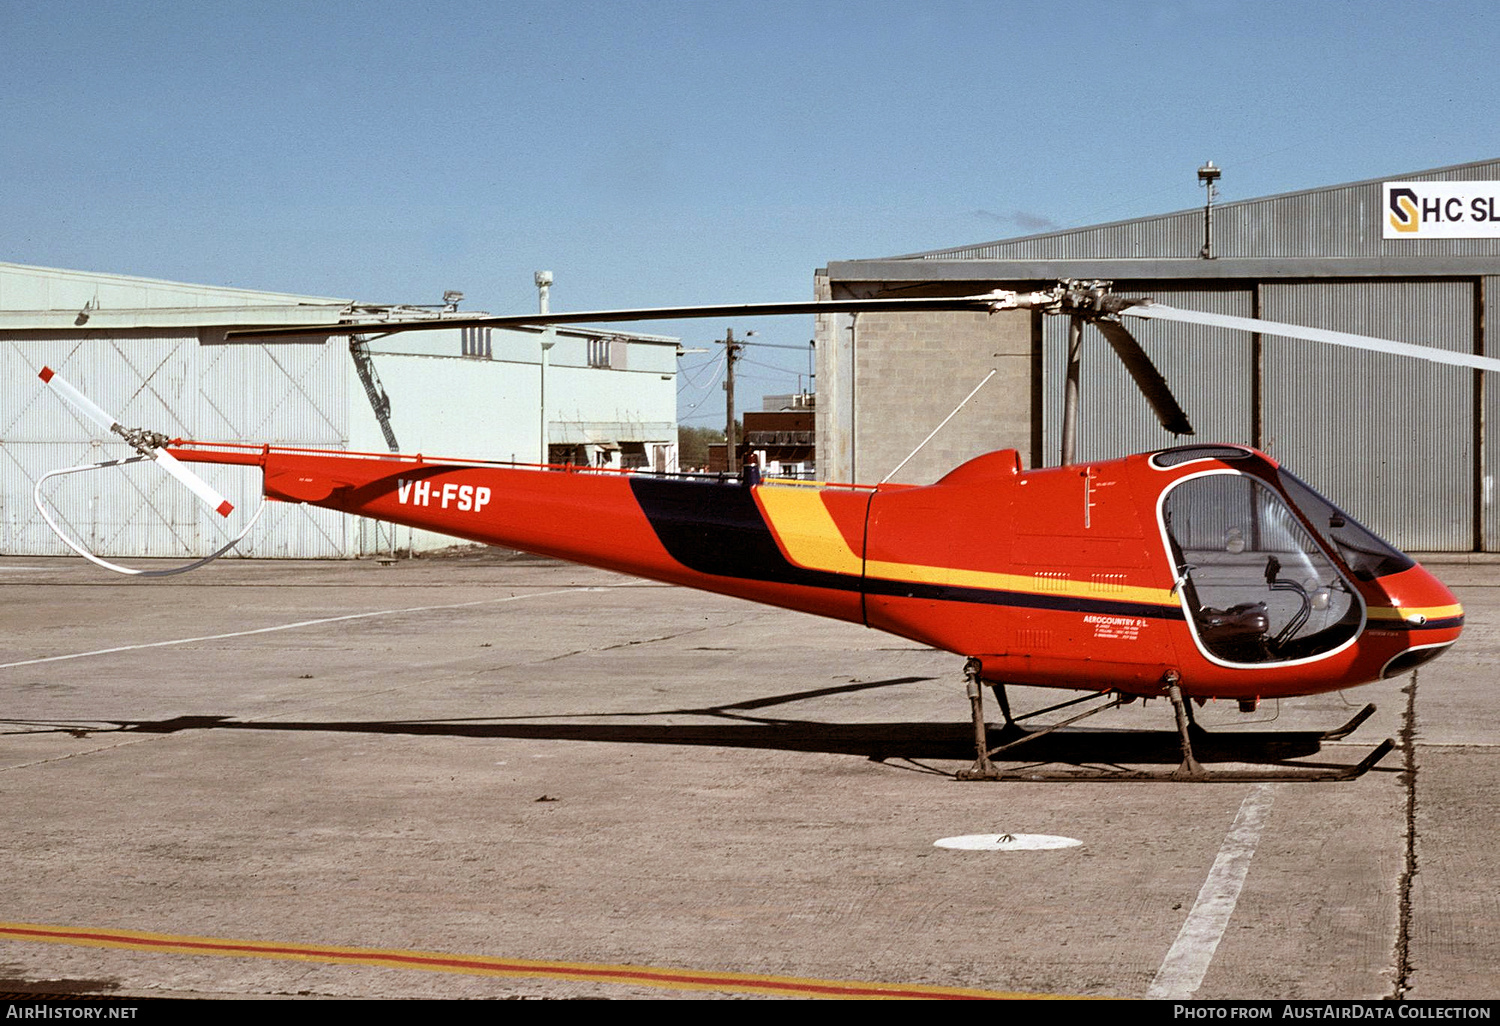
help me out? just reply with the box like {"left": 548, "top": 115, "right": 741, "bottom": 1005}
{"left": 1146, "top": 783, "right": 1275, "bottom": 999}
{"left": 0, "top": 588, "right": 609, "bottom": 670}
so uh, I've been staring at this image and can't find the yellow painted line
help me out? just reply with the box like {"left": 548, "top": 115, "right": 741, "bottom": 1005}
{"left": 0, "top": 921, "right": 1063, "bottom": 1000}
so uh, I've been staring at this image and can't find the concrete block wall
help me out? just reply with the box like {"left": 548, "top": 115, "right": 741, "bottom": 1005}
{"left": 852, "top": 308, "right": 1032, "bottom": 485}
{"left": 814, "top": 280, "right": 1034, "bottom": 485}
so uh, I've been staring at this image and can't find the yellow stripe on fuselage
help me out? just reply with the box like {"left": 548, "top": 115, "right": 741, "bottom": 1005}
{"left": 1366, "top": 603, "right": 1465, "bottom": 622}
{"left": 862, "top": 558, "right": 1177, "bottom": 605}
{"left": 754, "top": 485, "right": 1178, "bottom": 607}
{"left": 754, "top": 485, "right": 867, "bottom": 576}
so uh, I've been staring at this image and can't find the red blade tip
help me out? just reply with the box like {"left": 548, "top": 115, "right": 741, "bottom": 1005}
{"left": 216, "top": 501, "right": 234, "bottom": 517}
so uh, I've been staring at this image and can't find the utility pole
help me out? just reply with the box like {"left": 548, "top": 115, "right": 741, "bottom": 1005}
{"left": 723, "top": 328, "right": 743, "bottom": 473}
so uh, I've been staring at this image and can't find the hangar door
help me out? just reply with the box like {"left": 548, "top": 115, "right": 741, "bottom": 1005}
{"left": 1260, "top": 280, "right": 1474, "bottom": 553}
{"left": 0, "top": 334, "right": 352, "bottom": 558}
{"left": 1042, "top": 280, "right": 1476, "bottom": 552}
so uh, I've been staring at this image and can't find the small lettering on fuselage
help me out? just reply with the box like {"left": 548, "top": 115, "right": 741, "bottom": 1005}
{"left": 396, "top": 479, "right": 492, "bottom": 512}
{"left": 1082, "top": 613, "right": 1146, "bottom": 641}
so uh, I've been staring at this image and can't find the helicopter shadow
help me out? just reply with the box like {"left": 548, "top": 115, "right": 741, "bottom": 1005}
{"left": 3, "top": 675, "right": 1365, "bottom": 773}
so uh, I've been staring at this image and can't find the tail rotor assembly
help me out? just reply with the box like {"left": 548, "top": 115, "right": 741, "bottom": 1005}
{"left": 32, "top": 366, "right": 263, "bottom": 576}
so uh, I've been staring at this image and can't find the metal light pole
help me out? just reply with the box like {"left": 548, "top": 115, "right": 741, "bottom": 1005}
{"left": 536, "top": 271, "right": 555, "bottom": 465}
{"left": 1198, "top": 160, "right": 1221, "bottom": 259}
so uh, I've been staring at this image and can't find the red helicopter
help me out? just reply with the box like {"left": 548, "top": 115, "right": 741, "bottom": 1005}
{"left": 34, "top": 282, "right": 1488, "bottom": 782}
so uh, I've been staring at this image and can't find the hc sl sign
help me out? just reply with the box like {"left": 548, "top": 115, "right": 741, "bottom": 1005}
{"left": 1384, "top": 181, "right": 1500, "bottom": 238}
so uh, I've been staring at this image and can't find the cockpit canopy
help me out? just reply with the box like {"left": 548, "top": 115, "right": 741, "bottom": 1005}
{"left": 1162, "top": 472, "right": 1366, "bottom": 665}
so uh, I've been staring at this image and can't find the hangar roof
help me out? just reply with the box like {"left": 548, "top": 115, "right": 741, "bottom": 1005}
{"left": 827, "top": 158, "right": 1500, "bottom": 284}
{"left": 0, "top": 261, "right": 676, "bottom": 343}
{"left": 0, "top": 260, "right": 355, "bottom": 330}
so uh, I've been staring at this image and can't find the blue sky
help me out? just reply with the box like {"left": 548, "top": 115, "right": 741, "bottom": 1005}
{"left": 5, "top": 0, "right": 1497, "bottom": 424}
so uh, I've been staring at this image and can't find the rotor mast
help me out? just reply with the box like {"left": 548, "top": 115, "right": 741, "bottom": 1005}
{"left": 1060, "top": 315, "right": 1084, "bottom": 465}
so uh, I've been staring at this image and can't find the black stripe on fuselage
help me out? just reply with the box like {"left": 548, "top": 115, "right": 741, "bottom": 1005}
{"left": 1371, "top": 615, "right": 1466, "bottom": 632}
{"left": 627, "top": 476, "right": 851, "bottom": 591}
{"left": 860, "top": 576, "right": 1185, "bottom": 621}
{"left": 626, "top": 476, "right": 1185, "bottom": 622}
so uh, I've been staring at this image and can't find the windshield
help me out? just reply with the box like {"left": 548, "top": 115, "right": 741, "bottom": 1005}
{"left": 1275, "top": 469, "right": 1415, "bottom": 581}
{"left": 1163, "top": 473, "right": 1364, "bottom": 665}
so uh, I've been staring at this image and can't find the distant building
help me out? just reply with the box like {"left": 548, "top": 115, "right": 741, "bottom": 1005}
{"left": 1, "top": 261, "right": 677, "bottom": 558}
{"left": 707, "top": 401, "right": 815, "bottom": 478}
{"left": 816, "top": 158, "right": 1500, "bottom": 551}
{"left": 761, "top": 392, "right": 816, "bottom": 412}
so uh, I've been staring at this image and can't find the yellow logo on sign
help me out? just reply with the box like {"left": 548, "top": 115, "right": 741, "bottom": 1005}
{"left": 1389, "top": 188, "right": 1419, "bottom": 234}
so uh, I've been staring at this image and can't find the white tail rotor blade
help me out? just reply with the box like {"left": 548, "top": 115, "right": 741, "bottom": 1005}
{"left": 1123, "top": 304, "right": 1500, "bottom": 374}
{"left": 38, "top": 366, "right": 121, "bottom": 433}
{"left": 39, "top": 366, "right": 234, "bottom": 518}
{"left": 155, "top": 448, "right": 235, "bottom": 517}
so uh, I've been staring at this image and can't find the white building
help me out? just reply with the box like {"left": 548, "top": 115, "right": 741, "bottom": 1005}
{"left": 0, "top": 262, "right": 678, "bottom": 558}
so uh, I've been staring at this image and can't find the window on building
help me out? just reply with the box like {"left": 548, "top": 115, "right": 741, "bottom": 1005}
{"left": 619, "top": 441, "right": 649, "bottom": 470}
{"left": 547, "top": 444, "right": 587, "bottom": 466}
{"left": 586, "top": 336, "right": 628, "bottom": 369}
{"left": 461, "top": 327, "right": 492, "bottom": 358}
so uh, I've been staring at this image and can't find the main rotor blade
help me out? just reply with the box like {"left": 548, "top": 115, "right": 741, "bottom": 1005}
{"left": 1124, "top": 303, "right": 1500, "bottom": 374}
{"left": 38, "top": 367, "right": 234, "bottom": 517}
{"left": 223, "top": 293, "right": 1032, "bottom": 341}
{"left": 1090, "top": 319, "right": 1194, "bottom": 436}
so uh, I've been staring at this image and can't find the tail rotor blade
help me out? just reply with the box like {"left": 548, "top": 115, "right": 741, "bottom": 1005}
{"left": 38, "top": 366, "right": 234, "bottom": 518}
{"left": 1090, "top": 319, "right": 1194, "bottom": 436}
{"left": 155, "top": 449, "right": 235, "bottom": 517}
{"left": 38, "top": 366, "right": 120, "bottom": 433}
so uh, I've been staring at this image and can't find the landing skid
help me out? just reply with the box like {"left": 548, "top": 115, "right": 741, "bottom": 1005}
{"left": 955, "top": 658, "right": 1395, "bottom": 783}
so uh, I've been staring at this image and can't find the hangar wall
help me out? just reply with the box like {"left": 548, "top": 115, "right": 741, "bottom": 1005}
{"left": 1, "top": 331, "right": 353, "bottom": 558}
{"left": 813, "top": 293, "right": 1033, "bottom": 486}
{"left": 1033, "top": 278, "right": 1480, "bottom": 551}
{"left": 2, "top": 263, "right": 679, "bottom": 560}
{"left": 354, "top": 327, "right": 677, "bottom": 466}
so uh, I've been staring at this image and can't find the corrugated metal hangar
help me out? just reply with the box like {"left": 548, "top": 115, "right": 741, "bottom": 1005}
{"left": 815, "top": 158, "right": 1500, "bottom": 552}
{"left": 0, "top": 262, "right": 677, "bottom": 558}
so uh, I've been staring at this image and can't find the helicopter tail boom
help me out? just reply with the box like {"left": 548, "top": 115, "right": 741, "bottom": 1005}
{"left": 167, "top": 442, "right": 874, "bottom": 626}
